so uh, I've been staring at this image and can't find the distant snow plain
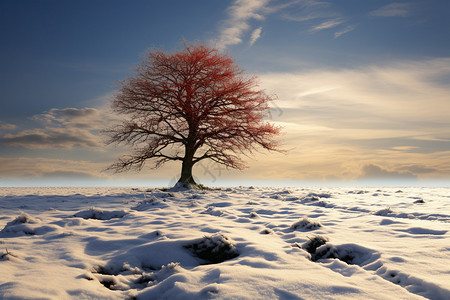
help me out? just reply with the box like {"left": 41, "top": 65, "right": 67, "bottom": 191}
{"left": 0, "top": 186, "right": 449, "bottom": 299}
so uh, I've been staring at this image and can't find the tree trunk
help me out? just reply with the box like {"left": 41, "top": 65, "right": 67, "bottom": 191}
{"left": 178, "top": 159, "right": 196, "bottom": 186}
{"left": 177, "top": 143, "right": 197, "bottom": 187}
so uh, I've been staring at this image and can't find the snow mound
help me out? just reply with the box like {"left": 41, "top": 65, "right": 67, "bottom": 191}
{"left": 74, "top": 208, "right": 127, "bottom": 220}
{"left": 249, "top": 211, "right": 260, "bottom": 218}
{"left": 299, "top": 193, "right": 335, "bottom": 208}
{"left": 373, "top": 207, "right": 393, "bottom": 216}
{"left": 372, "top": 207, "right": 418, "bottom": 220}
{"left": 201, "top": 207, "right": 224, "bottom": 217}
{"left": 0, "top": 213, "right": 58, "bottom": 236}
{"left": 290, "top": 217, "right": 322, "bottom": 231}
{"left": 131, "top": 196, "right": 168, "bottom": 211}
{"left": 183, "top": 233, "right": 239, "bottom": 264}
{"left": 304, "top": 192, "right": 332, "bottom": 199}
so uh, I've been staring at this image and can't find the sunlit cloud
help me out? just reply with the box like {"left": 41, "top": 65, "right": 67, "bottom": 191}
{"left": 216, "top": 0, "right": 269, "bottom": 49}
{"left": 369, "top": 3, "right": 413, "bottom": 18}
{"left": 397, "top": 165, "right": 438, "bottom": 174}
{"left": 0, "top": 157, "right": 104, "bottom": 179}
{"left": 34, "top": 107, "right": 101, "bottom": 128}
{"left": 1, "top": 106, "right": 118, "bottom": 149}
{"left": 0, "top": 122, "right": 17, "bottom": 131}
{"left": 309, "top": 18, "right": 344, "bottom": 32}
{"left": 358, "top": 164, "right": 417, "bottom": 181}
{"left": 249, "top": 26, "right": 263, "bottom": 46}
{"left": 334, "top": 24, "right": 357, "bottom": 38}
{"left": 2, "top": 128, "right": 101, "bottom": 149}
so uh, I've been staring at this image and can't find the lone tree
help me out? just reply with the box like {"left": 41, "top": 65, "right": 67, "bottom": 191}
{"left": 106, "top": 43, "right": 281, "bottom": 187}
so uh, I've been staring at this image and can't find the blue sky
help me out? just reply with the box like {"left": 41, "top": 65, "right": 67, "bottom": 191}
{"left": 1, "top": 0, "right": 449, "bottom": 186}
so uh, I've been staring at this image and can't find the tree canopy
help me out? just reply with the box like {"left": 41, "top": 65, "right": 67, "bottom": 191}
{"left": 105, "top": 43, "right": 281, "bottom": 187}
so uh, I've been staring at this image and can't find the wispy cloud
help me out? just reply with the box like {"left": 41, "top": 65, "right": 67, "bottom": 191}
{"left": 216, "top": 0, "right": 353, "bottom": 47}
{"left": 309, "top": 18, "right": 344, "bottom": 32}
{"left": 249, "top": 26, "right": 263, "bottom": 46}
{"left": 0, "top": 122, "right": 17, "bottom": 131}
{"left": 1, "top": 106, "right": 117, "bottom": 149}
{"left": 0, "top": 157, "right": 104, "bottom": 179}
{"left": 282, "top": 0, "right": 336, "bottom": 22}
{"left": 334, "top": 24, "right": 357, "bottom": 38}
{"left": 369, "top": 3, "right": 413, "bottom": 18}
{"left": 359, "top": 164, "right": 416, "bottom": 181}
{"left": 2, "top": 128, "right": 101, "bottom": 149}
{"left": 281, "top": 2, "right": 352, "bottom": 38}
{"left": 216, "top": 0, "right": 270, "bottom": 49}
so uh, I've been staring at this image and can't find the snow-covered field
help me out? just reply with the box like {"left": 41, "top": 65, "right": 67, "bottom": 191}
{"left": 0, "top": 186, "right": 449, "bottom": 299}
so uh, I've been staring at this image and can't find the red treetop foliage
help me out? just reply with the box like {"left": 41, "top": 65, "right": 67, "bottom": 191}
{"left": 106, "top": 43, "right": 281, "bottom": 187}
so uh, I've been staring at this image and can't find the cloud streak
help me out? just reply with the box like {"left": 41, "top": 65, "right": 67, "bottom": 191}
{"left": 309, "top": 18, "right": 344, "bottom": 32}
{"left": 282, "top": 0, "right": 336, "bottom": 22}
{"left": 0, "top": 157, "right": 104, "bottom": 179}
{"left": 0, "top": 123, "right": 17, "bottom": 131}
{"left": 2, "top": 128, "right": 101, "bottom": 149}
{"left": 249, "top": 26, "right": 263, "bottom": 46}
{"left": 1, "top": 106, "right": 117, "bottom": 149}
{"left": 334, "top": 24, "right": 357, "bottom": 38}
{"left": 359, "top": 164, "right": 416, "bottom": 181}
{"left": 369, "top": 3, "right": 413, "bottom": 18}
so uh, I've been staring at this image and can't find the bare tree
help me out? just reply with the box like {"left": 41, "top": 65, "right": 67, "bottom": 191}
{"left": 105, "top": 43, "right": 281, "bottom": 187}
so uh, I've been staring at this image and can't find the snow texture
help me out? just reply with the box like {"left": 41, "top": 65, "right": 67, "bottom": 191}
{"left": 0, "top": 186, "right": 449, "bottom": 299}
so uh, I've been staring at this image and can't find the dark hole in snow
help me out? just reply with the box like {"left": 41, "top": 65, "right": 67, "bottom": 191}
{"left": 184, "top": 234, "right": 239, "bottom": 264}
{"left": 141, "top": 264, "right": 158, "bottom": 272}
{"left": 92, "top": 265, "right": 115, "bottom": 275}
{"left": 302, "top": 235, "right": 329, "bottom": 255}
{"left": 260, "top": 228, "right": 273, "bottom": 234}
{"left": 100, "top": 279, "right": 115, "bottom": 289}
{"left": 413, "top": 199, "right": 425, "bottom": 204}
{"left": 135, "top": 274, "right": 154, "bottom": 285}
{"left": 302, "top": 237, "right": 378, "bottom": 266}
{"left": 249, "top": 212, "right": 259, "bottom": 218}
{"left": 91, "top": 263, "right": 159, "bottom": 292}
{"left": 313, "top": 244, "right": 354, "bottom": 264}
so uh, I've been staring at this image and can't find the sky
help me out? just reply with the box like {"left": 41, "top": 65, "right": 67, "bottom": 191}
{"left": 1, "top": 0, "right": 449, "bottom": 187}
